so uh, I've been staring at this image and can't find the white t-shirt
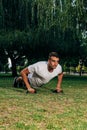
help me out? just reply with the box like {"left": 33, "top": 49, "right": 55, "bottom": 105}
{"left": 28, "top": 61, "right": 62, "bottom": 88}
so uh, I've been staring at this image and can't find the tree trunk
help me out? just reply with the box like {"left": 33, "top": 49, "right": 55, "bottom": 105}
{"left": 79, "top": 66, "right": 82, "bottom": 76}
{"left": 11, "top": 58, "right": 17, "bottom": 77}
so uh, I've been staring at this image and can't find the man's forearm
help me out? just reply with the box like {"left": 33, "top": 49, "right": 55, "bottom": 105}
{"left": 56, "top": 73, "right": 63, "bottom": 89}
{"left": 20, "top": 71, "right": 31, "bottom": 90}
{"left": 20, "top": 68, "right": 36, "bottom": 93}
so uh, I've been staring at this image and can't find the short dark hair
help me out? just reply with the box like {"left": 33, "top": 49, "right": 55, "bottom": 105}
{"left": 48, "top": 52, "right": 59, "bottom": 59}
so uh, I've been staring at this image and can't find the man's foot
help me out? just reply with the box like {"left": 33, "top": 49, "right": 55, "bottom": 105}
{"left": 13, "top": 77, "right": 18, "bottom": 88}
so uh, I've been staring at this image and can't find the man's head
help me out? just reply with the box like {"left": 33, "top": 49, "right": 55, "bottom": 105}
{"left": 48, "top": 52, "right": 60, "bottom": 70}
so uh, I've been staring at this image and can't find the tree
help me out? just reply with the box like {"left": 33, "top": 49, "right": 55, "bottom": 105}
{"left": 0, "top": 30, "right": 29, "bottom": 76}
{"left": 0, "top": 0, "right": 87, "bottom": 77}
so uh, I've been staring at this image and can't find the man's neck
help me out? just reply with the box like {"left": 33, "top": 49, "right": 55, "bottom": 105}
{"left": 48, "top": 65, "right": 54, "bottom": 72}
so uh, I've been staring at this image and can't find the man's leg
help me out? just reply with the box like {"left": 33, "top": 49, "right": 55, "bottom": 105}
{"left": 13, "top": 76, "right": 25, "bottom": 88}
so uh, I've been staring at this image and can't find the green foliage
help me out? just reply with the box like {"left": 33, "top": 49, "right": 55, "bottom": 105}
{"left": 76, "top": 65, "right": 87, "bottom": 73}
{"left": 0, "top": 0, "right": 87, "bottom": 75}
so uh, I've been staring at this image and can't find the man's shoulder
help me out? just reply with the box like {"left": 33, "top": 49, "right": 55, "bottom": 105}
{"left": 28, "top": 61, "right": 47, "bottom": 67}
{"left": 36, "top": 61, "right": 47, "bottom": 65}
{"left": 56, "top": 64, "right": 62, "bottom": 69}
{"left": 58, "top": 64, "right": 62, "bottom": 67}
{"left": 36, "top": 61, "right": 47, "bottom": 67}
{"left": 28, "top": 61, "right": 47, "bottom": 72}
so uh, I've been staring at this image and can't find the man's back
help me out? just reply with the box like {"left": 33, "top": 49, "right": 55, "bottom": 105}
{"left": 28, "top": 61, "right": 62, "bottom": 88}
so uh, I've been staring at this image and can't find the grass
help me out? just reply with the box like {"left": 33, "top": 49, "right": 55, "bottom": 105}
{"left": 0, "top": 75, "right": 87, "bottom": 130}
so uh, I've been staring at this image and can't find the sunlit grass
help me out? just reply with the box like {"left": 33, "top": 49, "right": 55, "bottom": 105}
{"left": 0, "top": 75, "right": 87, "bottom": 130}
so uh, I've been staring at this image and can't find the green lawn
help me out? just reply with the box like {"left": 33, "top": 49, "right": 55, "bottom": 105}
{"left": 0, "top": 75, "right": 87, "bottom": 130}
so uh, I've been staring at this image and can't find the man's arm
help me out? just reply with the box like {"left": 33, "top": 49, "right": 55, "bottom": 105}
{"left": 20, "top": 68, "right": 35, "bottom": 93}
{"left": 56, "top": 72, "right": 63, "bottom": 92}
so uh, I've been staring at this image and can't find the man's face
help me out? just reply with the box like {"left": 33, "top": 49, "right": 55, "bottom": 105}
{"left": 48, "top": 56, "right": 59, "bottom": 69}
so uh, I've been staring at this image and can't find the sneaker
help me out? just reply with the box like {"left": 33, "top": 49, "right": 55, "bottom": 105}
{"left": 13, "top": 77, "right": 18, "bottom": 88}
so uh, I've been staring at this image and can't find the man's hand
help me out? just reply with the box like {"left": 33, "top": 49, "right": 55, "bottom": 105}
{"left": 53, "top": 85, "right": 63, "bottom": 93}
{"left": 56, "top": 87, "right": 63, "bottom": 92}
{"left": 56, "top": 88, "right": 63, "bottom": 93}
{"left": 27, "top": 88, "right": 36, "bottom": 94}
{"left": 52, "top": 89, "right": 63, "bottom": 93}
{"left": 56, "top": 72, "right": 63, "bottom": 93}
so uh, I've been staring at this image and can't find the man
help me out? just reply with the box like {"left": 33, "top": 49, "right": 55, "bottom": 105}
{"left": 13, "top": 52, "right": 63, "bottom": 94}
